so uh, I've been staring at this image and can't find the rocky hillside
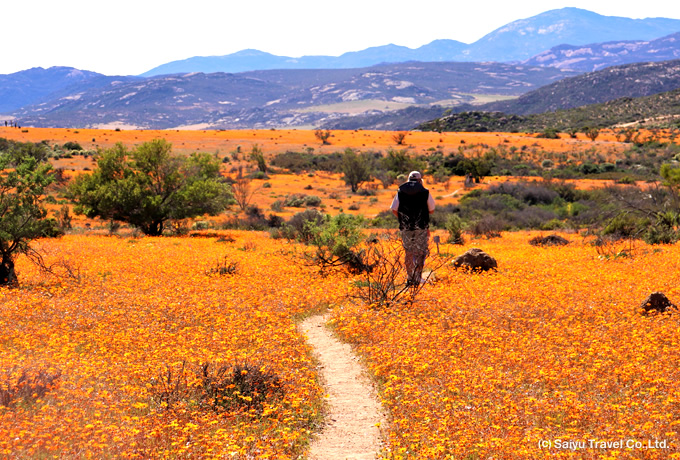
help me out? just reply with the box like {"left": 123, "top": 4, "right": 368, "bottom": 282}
{"left": 417, "top": 88, "right": 680, "bottom": 132}
{"left": 480, "top": 59, "right": 680, "bottom": 115}
{"left": 523, "top": 32, "right": 680, "bottom": 72}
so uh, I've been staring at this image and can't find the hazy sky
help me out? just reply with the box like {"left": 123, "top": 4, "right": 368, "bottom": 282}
{"left": 4, "top": 0, "right": 680, "bottom": 76}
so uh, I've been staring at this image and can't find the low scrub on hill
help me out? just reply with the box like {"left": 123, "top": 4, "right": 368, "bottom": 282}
{"left": 419, "top": 88, "right": 680, "bottom": 133}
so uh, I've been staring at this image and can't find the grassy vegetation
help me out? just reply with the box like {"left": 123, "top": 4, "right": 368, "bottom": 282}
{"left": 5, "top": 126, "right": 680, "bottom": 245}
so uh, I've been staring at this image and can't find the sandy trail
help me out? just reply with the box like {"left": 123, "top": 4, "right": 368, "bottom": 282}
{"left": 300, "top": 313, "right": 385, "bottom": 460}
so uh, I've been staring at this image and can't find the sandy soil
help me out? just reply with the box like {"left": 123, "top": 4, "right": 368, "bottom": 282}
{"left": 300, "top": 314, "right": 385, "bottom": 460}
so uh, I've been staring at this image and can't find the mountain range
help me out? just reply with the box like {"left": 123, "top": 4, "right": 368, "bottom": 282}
{"left": 141, "top": 8, "right": 680, "bottom": 76}
{"left": 0, "top": 68, "right": 140, "bottom": 114}
{"left": 8, "top": 62, "right": 576, "bottom": 129}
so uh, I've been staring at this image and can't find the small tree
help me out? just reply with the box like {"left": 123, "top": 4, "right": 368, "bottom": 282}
{"left": 444, "top": 214, "right": 465, "bottom": 244}
{"left": 341, "top": 148, "right": 373, "bottom": 193}
{"left": 584, "top": 127, "right": 600, "bottom": 141}
{"left": 55, "top": 205, "right": 73, "bottom": 231}
{"left": 381, "top": 148, "right": 424, "bottom": 175}
{"left": 392, "top": 132, "right": 408, "bottom": 145}
{"left": 68, "top": 140, "right": 233, "bottom": 236}
{"left": 314, "top": 129, "right": 332, "bottom": 145}
{"left": 0, "top": 153, "right": 60, "bottom": 285}
{"left": 249, "top": 144, "right": 267, "bottom": 173}
{"left": 232, "top": 174, "right": 260, "bottom": 211}
{"left": 616, "top": 128, "right": 638, "bottom": 143}
{"left": 565, "top": 127, "right": 579, "bottom": 139}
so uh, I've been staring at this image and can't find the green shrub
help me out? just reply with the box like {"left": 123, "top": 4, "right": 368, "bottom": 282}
{"left": 63, "top": 141, "right": 83, "bottom": 151}
{"left": 369, "top": 210, "right": 399, "bottom": 229}
{"left": 579, "top": 163, "right": 601, "bottom": 175}
{"left": 541, "top": 218, "right": 566, "bottom": 231}
{"left": 536, "top": 128, "right": 560, "bottom": 139}
{"left": 602, "top": 213, "right": 647, "bottom": 239}
{"left": 444, "top": 214, "right": 465, "bottom": 244}
{"left": 249, "top": 171, "right": 268, "bottom": 180}
{"left": 303, "top": 195, "right": 322, "bottom": 207}
{"left": 271, "top": 209, "right": 325, "bottom": 242}
{"left": 356, "top": 188, "right": 376, "bottom": 196}
{"left": 283, "top": 194, "right": 322, "bottom": 207}
{"left": 305, "top": 213, "right": 368, "bottom": 275}
{"left": 643, "top": 224, "right": 679, "bottom": 245}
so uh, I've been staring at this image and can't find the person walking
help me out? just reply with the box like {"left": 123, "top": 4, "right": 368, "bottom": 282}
{"left": 390, "top": 171, "right": 436, "bottom": 285}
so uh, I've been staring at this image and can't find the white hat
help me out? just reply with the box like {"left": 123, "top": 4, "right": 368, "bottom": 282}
{"left": 408, "top": 171, "right": 422, "bottom": 181}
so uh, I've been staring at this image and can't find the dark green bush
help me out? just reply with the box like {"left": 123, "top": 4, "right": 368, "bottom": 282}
{"left": 62, "top": 141, "right": 83, "bottom": 151}
{"left": 601, "top": 213, "right": 647, "bottom": 239}
{"left": 271, "top": 209, "right": 325, "bottom": 242}
{"left": 579, "top": 163, "right": 601, "bottom": 175}
{"left": 643, "top": 224, "right": 679, "bottom": 245}
{"left": 283, "top": 194, "right": 322, "bottom": 208}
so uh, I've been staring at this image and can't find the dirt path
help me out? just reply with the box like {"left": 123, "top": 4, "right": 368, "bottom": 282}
{"left": 300, "top": 314, "right": 385, "bottom": 460}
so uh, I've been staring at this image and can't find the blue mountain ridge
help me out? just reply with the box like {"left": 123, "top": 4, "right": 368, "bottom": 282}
{"left": 141, "top": 8, "right": 680, "bottom": 76}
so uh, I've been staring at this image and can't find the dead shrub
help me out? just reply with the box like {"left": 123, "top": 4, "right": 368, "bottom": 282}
{"left": 0, "top": 368, "right": 62, "bottom": 409}
{"left": 206, "top": 256, "right": 238, "bottom": 276}
{"left": 350, "top": 232, "right": 452, "bottom": 308}
{"left": 216, "top": 234, "right": 236, "bottom": 243}
{"left": 587, "top": 235, "right": 640, "bottom": 260}
{"left": 149, "top": 361, "right": 283, "bottom": 414}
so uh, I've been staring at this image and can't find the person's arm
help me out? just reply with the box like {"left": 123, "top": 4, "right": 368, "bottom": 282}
{"left": 390, "top": 193, "right": 399, "bottom": 217}
{"left": 427, "top": 193, "right": 435, "bottom": 214}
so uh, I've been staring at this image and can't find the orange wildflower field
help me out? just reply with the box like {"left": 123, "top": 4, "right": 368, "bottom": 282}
{"left": 0, "top": 125, "right": 623, "bottom": 153}
{"left": 1, "top": 233, "right": 346, "bottom": 458}
{"left": 0, "top": 125, "right": 634, "bottom": 162}
{"left": 2, "top": 231, "right": 679, "bottom": 458}
{"left": 1, "top": 128, "right": 679, "bottom": 458}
